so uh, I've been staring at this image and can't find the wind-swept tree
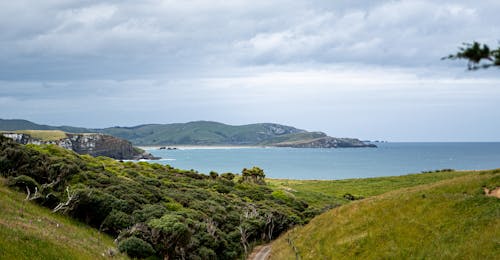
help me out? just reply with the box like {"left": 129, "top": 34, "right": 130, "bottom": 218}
{"left": 443, "top": 41, "right": 500, "bottom": 70}
{"left": 241, "top": 166, "right": 266, "bottom": 185}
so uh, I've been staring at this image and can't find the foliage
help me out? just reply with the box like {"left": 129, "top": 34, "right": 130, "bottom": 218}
{"left": 443, "top": 41, "right": 500, "bottom": 70}
{"left": 7, "top": 175, "right": 40, "bottom": 193}
{"left": 118, "top": 237, "right": 155, "bottom": 259}
{"left": 0, "top": 136, "right": 308, "bottom": 259}
{"left": 240, "top": 166, "right": 266, "bottom": 185}
{"left": 271, "top": 171, "right": 500, "bottom": 259}
{"left": 1, "top": 135, "right": 482, "bottom": 259}
{"left": 0, "top": 180, "right": 126, "bottom": 259}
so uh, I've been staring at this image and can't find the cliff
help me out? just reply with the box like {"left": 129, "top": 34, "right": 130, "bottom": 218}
{"left": 1, "top": 131, "right": 157, "bottom": 160}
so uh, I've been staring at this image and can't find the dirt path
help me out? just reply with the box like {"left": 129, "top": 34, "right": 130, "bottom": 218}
{"left": 248, "top": 245, "right": 271, "bottom": 260}
{"left": 484, "top": 187, "right": 500, "bottom": 198}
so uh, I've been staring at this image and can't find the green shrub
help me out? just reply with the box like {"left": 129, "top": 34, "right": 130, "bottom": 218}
{"left": 118, "top": 237, "right": 155, "bottom": 258}
{"left": 101, "top": 210, "right": 132, "bottom": 235}
{"left": 7, "top": 175, "right": 40, "bottom": 193}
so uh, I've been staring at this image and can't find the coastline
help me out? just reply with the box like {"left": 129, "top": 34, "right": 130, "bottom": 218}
{"left": 137, "top": 145, "right": 267, "bottom": 150}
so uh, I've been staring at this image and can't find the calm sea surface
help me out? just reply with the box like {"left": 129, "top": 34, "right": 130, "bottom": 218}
{"left": 145, "top": 143, "right": 500, "bottom": 180}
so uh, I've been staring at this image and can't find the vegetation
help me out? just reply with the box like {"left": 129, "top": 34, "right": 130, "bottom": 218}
{"left": 266, "top": 169, "right": 472, "bottom": 209}
{"left": 0, "top": 135, "right": 310, "bottom": 259}
{"left": 0, "top": 178, "right": 125, "bottom": 259}
{"left": 444, "top": 41, "right": 500, "bottom": 70}
{"left": 270, "top": 170, "right": 500, "bottom": 259}
{"left": 10, "top": 130, "right": 68, "bottom": 141}
{"left": 1, "top": 133, "right": 493, "bottom": 259}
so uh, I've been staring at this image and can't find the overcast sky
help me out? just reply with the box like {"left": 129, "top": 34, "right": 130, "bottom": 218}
{"left": 1, "top": 0, "right": 499, "bottom": 141}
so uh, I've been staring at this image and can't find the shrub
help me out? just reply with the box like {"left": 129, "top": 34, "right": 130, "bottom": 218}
{"left": 118, "top": 237, "right": 155, "bottom": 258}
{"left": 7, "top": 175, "right": 40, "bottom": 193}
{"left": 220, "top": 172, "right": 235, "bottom": 181}
{"left": 101, "top": 210, "right": 133, "bottom": 235}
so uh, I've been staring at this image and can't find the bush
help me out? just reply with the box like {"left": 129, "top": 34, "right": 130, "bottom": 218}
{"left": 7, "top": 175, "right": 40, "bottom": 193}
{"left": 101, "top": 210, "right": 133, "bottom": 235}
{"left": 118, "top": 237, "right": 155, "bottom": 259}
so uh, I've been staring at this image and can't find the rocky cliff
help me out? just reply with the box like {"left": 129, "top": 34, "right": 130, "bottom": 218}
{"left": 272, "top": 136, "right": 377, "bottom": 148}
{"left": 1, "top": 132, "right": 157, "bottom": 160}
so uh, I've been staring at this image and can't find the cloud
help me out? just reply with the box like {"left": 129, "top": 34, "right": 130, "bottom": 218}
{"left": 0, "top": 0, "right": 500, "bottom": 140}
{"left": 1, "top": 0, "right": 498, "bottom": 80}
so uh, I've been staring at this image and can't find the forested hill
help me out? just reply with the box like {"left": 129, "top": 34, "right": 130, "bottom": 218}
{"left": 0, "top": 119, "right": 375, "bottom": 148}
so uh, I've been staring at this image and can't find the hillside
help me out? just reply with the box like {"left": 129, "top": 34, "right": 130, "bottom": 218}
{"left": 0, "top": 135, "right": 312, "bottom": 259}
{"left": 267, "top": 169, "right": 473, "bottom": 209}
{"left": 0, "top": 179, "right": 125, "bottom": 259}
{"left": 0, "top": 119, "right": 375, "bottom": 148}
{"left": 270, "top": 170, "right": 500, "bottom": 259}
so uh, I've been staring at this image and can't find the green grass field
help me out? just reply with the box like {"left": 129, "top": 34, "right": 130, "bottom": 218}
{"left": 270, "top": 169, "right": 500, "bottom": 259}
{"left": 11, "top": 130, "right": 68, "bottom": 141}
{"left": 0, "top": 179, "right": 126, "bottom": 260}
{"left": 267, "top": 170, "right": 473, "bottom": 209}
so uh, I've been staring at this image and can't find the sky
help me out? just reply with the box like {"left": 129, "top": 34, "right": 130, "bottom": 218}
{"left": 1, "top": 0, "right": 499, "bottom": 141}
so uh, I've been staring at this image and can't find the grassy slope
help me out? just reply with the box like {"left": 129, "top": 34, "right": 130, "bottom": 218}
{"left": 0, "top": 181, "right": 126, "bottom": 260}
{"left": 13, "top": 130, "right": 68, "bottom": 141}
{"left": 267, "top": 170, "right": 473, "bottom": 209}
{"left": 270, "top": 170, "right": 500, "bottom": 259}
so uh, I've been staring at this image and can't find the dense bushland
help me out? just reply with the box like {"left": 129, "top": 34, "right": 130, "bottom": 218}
{"left": 0, "top": 136, "right": 310, "bottom": 259}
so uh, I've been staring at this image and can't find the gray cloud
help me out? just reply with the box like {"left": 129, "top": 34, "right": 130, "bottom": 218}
{"left": 2, "top": 0, "right": 499, "bottom": 80}
{"left": 1, "top": 0, "right": 500, "bottom": 141}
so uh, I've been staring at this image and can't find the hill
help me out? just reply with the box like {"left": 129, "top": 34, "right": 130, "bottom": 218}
{"left": 0, "top": 135, "right": 313, "bottom": 259}
{"left": 270, "top": 170, "right": 500, "bottom": 259}
{"left": 0, "top": 119, "right": 375, "bottom": 148}
{"left": 0, "top": 179, "right": 125, "bottom": 259}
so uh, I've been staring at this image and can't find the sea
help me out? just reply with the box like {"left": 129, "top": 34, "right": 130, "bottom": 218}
{"left": 144, "top": 142, "right": 500, "bottom": 180}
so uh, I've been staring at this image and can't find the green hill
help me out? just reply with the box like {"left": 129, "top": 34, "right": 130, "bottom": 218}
{"left": 0, "top": 179, "right": 126, "bottom": 259}
{"left": 270, "top": 170, "right": 500, "bottom": 259}
{"left": 0, "top": 119, "right": 374, "bottom": 147}
{"left": 99, "top": 121, "right": 306, "bottom": 145}
{"left": 0, "top": 135, "right": 312, "bottom": 259}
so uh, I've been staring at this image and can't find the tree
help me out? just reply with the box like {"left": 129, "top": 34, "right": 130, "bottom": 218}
{"left": 241, "top": 166, "right": 266, "bottom": 185}
{"left": 148, "top": 214, "right": 191, "bottom": 258}
{"left": 443, "top": 41, "right": 500, "bottom": 70}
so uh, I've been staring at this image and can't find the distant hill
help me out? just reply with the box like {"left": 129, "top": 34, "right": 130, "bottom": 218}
{"left": 0, "top": 119, "right": 375, "bottom": 148}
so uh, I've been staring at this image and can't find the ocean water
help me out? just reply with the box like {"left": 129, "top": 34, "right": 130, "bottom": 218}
{"left": 145, "top": 143, "right": 500, "bottom": 180}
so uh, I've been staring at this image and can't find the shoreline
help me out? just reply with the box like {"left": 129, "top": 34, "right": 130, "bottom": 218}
{"left": 138, "top": 145, "right": 267, "bottom": 150}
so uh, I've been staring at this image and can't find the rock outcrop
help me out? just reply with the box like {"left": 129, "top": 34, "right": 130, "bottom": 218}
{"left": 272, "top": 136, "right": 377, "bottom": 148}
{"left": 1, "top": 132, "right": 158, "bottom": 160}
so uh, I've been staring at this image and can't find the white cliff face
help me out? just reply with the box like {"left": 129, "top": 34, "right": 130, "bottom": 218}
{"left": 1, "top": 132, "right": 154, "bottom": 159}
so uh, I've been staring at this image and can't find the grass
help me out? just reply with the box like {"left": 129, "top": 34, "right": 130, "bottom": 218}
{"left": 270, "top": 169, "right": 500, "bottom": 259}
{"left": 266, "top": 170, "right": 473, "bottom": 209}
{"left": 0, "top": 179, "right": 127, "bottom": 260}
{"left": 12, "top": 130, "right": 68, "bottom": 141}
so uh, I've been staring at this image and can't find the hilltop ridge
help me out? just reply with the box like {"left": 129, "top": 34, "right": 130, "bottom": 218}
{"left": 0, "top": 119, "right": 375, "bottom": 148}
